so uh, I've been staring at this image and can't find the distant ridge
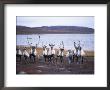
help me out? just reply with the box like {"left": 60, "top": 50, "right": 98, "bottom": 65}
{"left": 16, "top": 26, "right": 94, "bottom": 34}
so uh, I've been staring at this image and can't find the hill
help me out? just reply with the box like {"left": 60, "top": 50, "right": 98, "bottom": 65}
{"left": 16, "top": 26, "right": 94, "bottom": 34}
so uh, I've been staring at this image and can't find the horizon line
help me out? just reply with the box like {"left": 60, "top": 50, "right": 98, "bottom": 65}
{"left": 16, "top": 25, "right": 94, "bottom": 29}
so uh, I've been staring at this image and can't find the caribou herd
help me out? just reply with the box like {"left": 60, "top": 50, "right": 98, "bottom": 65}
{"left": 16, "top": 41, "right": 85, "bottom": 64}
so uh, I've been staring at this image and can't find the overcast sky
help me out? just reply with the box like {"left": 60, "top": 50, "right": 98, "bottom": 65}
{"left": 17, "top": 16, "right": 94, "bottom": 29}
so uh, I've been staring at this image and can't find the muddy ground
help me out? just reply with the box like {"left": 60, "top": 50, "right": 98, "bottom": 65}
{"left": 16, "top": 56, "right": 94, "bottom": 74}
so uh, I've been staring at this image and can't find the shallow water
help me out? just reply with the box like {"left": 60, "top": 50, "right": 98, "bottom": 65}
{"left": 16, "top": 34, "right": 94, "bottom": 51}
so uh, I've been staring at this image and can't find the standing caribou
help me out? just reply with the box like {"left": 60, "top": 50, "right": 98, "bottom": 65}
{"left": 42, "top": 45, "right": 48, "bottom": 62}
{"left": 26, "top": 35, "right": 40, "bottom": 63}
{"left": 48, "top": 43, "right": 55, "bottom": 63}
{"left": 29, "top": 46, "right": 37, "bottom": 63}
{"left": 16, "top": 48, "right": 22, "bottom": 62}
{"left": 66, "top": 50, "right": 73, "bottom": 64}
{"left": 16, "top": 35, "right": 40, "bottom": 64}
{"left": 74, "top": 41, "right": 85, "bottom": 64}
{"left": 17, "top": 35, "right": 86, "bottom": 65}
{"left": 42, "top": 43, "right": 55, "bottom": 63}
{"left": 57, "top": 41, "right": 64, "bottom": 63}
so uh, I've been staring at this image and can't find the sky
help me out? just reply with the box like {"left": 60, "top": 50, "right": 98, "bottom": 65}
{"left": 16, "top": 16, "right": 94, "bottom": 29}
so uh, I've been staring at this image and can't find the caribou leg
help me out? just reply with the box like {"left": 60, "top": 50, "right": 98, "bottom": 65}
{"left": 16, "top": 54, "right": 21, "bottom": 62}
{"left": 33, "top": 55, "right": 36, "bottom": 63}
{"left": 48, "top": 55, "right": 51, "bottom": 63}
{"left": 30, "top": 54, "right": 36, "bottom": 63}
{"left": 81, "top": 56, "right": 84, "bottom": 64}
{"left": 73, "top": 55, "right": 74, "bottom": 63}
{"left": 19, "top": 55, "right": 22, "bottom": 62}
{"left": 44, "top": 55, "right": 47, "bottom": 62}
{"left": 29, "top": 54, "right": 33, "bottom": 63}
{"left": 76, "top": 55, "right": 79, "bottom": 63}
{"left": 60, "top": 56, "right": 63, "bottom": 63}
{"left": 23, "top": 55, "right": 29, "bottom": 64}
{"left": 51, "top": 54, "right": 55, "bottom": 64}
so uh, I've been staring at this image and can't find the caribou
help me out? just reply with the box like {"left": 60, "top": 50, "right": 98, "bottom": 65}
{"left": 42, "top": 43, "right": 56, "bottom": 63}
{"left": 16, "top": 47, "right": 30, "bottom": 63}
{"left": 42, "top": 45, "right": 48, "bottom": 62}
{"left": 29, "top": 46, "right": 37, "bottom": 63}
{"left": 23, "top": 47, "right": 29, "bottom": 59}
{"left": 66, "top": 50, "right": 73, "bottom": 64}
{"left": 22, "top": 46, "right": 37, "bottom": 63}
{"left": 74, "top": 41, "right": 85, "bottom": 64}
{"left": 48, "top": 43, "right": 55, "bottom": 63}
{"left": 26, "top": 35, "right": 40, "bottom": 63}
{"left": 16, "top": 48, "right": 22, "bottom": 62}
{"left": 17, "top": 34, "right": 86, "bottom": 65}
{"left": 22, "top": 47, "right": 30, "bottom": 64}
{"left": 57, "top": 41, "right": 64, "bottom": 63}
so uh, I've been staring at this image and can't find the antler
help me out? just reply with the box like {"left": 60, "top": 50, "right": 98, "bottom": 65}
{"left": 27, "top": 36, "right": 32, "bottom": 47}
{"left": 42, "top": 42, "right": 44, "bottom": 47}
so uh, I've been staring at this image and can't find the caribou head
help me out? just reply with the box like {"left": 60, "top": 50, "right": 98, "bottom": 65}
{"left": 49, "top": 43, "right": 55, "bottom": 50}
{"left": 42, "top": 45, "right": 47, "bottom": 50}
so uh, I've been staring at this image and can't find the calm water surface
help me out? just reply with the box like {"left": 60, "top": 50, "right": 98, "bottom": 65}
{"left": 16, "top": 34, "right": 94, "bottom": 51}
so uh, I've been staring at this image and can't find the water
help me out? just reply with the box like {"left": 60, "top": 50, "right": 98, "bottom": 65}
{"left": 16, "top": 34, "right": 94, "bottom": 51}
